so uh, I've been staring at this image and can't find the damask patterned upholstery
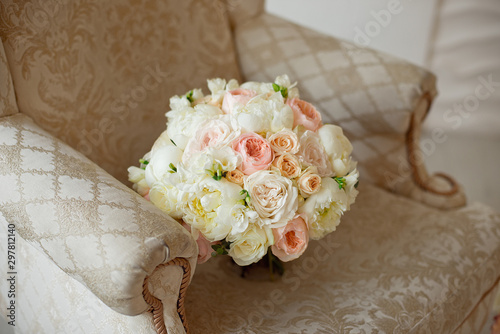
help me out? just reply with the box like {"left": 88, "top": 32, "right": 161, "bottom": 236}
{"left": 0, "top": 212, "right": 160, "bottom": 334}
{"left": 186, "top": 184, "right": 500, "bottom": 333}
{"left": 0, "top": 1, "right": 499, "bottom": 333}
{"left": 0, "top": 41, "right": 17, "bottom": 117}
{"left": 0, "top": 113, "right": 197, "bottom": 318}
{"left": 233, "top": 13, "right": 466, "bottom": 210}
{"left": 0, "top": 0, "right": 241, "bottom": 183}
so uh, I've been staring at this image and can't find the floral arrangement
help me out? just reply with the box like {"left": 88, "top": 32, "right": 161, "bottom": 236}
{"left": 128, "top": 75, "right": 358, "bottom": 267}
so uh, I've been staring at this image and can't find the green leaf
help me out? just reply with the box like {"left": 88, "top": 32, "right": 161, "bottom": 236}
{"left": 280, "top": 87, "right": 288, "bottom": 98}
{"left": 211, "top": 242, "right": 230, "bottom": 257}
{"left": 139, "top": 159, "right": 149, "bottom": 170}
{"left": 170, "top": 139, "right": 177, "bottom": 146}
{"left": 272, "top": 83, "right": 288, "bottom": 98}
{"left": 354, "top": 181, "right": 359, "bottom": 189}
{"left": 186, "top": 90, "right": 194, "bottom": 103}
{"left": 169, "top": 163, "right": 177, "bottom": 173}
{"left": 240, "top": 189, "right": 251, "bottom": 205}
{"left": 333, "top": 176, "right": 346, "bottom": 190}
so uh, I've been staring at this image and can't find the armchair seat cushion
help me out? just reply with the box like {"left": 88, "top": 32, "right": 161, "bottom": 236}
{"left": 186, "top": 184, "right": 500, "bottom": 333}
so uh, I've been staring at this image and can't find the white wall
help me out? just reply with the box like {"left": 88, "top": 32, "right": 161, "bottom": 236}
{"left": 265, "top": 0, "right": 438, "bottom": 67}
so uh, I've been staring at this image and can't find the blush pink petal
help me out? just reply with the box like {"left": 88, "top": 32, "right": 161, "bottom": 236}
{"left": 271, "top": 216, "right": 309, "bottom": 262}
{"left": 222, "top": 89, "right": 257, "bottom": 114}
{"left": 181, "top": 222, "right": 214, "bottom": 264}
{"left": 232, "top": 132, "right": 273, "bottom": 175}
{"left": 287, "top": 98, "right": 323, "bottom": 131}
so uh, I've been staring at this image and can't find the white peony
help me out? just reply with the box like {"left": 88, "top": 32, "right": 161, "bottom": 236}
{"left": 344, "top": 169, "right": 359, "bottom": 209}
{"left": 188, "top": 146, "right": 241, "bottom": 176}
{"left": 169, "top": 95, "right": 191, "bottom": 112}
{"left": 184, "top": 178, "right": 244, "bottom": 241}
{"left": 244, "top": 170, "right": 298, "bottom": 228}
{"left": 239, "top": 81, "right": 274, "bottom": 95}
{"left": 151, "top": 130, "right": 172, "bottom": 154}
{"left": 148, "top": 182, "right": 184, "bottom": 219}
{"left": 234, "top": 93, "right": 293, "bottom": 133}
{"left": 299, "top": 177, "right": 348, "bottom": 240}
{"left": 227, "top": 224, "right": 274, "bottom": 266}
{"left": 224, "top": 203, "right": 259, "bottom": 237}
{"left": 166, "top": 104, "right": 222, "bottom": 149}
{"left": 318, "top": 124, "right": 354, "bottom": 177}
{"left": 145, "top": 145, "right": 183, "bottom": 187}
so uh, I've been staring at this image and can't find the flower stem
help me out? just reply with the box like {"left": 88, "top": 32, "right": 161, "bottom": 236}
{"left": 268, "top": 250, "right": 274, "bottom": 281}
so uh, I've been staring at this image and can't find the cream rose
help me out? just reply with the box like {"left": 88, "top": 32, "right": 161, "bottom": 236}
{"left": 299, "top": 177, "right": 348, "bottom": 240}
{"left": 244, "top": 170, "right": 298, "bottom": 228}
{"left": 271, "top": 215, "right": 309, "bottom": 262}
{"left": 297, "top": 130, "right": 334, "bottom": 177}
{"left": 286, "top": 98, "right": 322, "bottom": 131}
{"left": 297, "top": 167, "right": 322, "bottom": 198}
{"left": 271, "top": 153, "right": 301, "bottom": 179}
{"left": 226, "top": 169, "right": 245, "bottom": 186}
{"left": 227, "top": 224, "right": 274, "bottom": 266}
{"left": 268, "top": 129, "right": 299, "bottom": 155}
{"left": 232, "top": 132, "right": 274, "bottom": 175}
{"left": 318, "top": 124, "right": 354, "bottom": 177}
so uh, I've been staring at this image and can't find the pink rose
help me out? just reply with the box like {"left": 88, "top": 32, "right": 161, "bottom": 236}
{"left": 232, "top": 132, "right": 274, "bottom": 175}
{"left": 271, "top": 216, "right": 309, "bottom": 262}
{"left": 181, "top": 222, "right": 213, "bottom": 264}
{"left": 286, "top": 98, "right": 322, "bottom": 131}
{"left": 222, "top": 89, "right": 257, "bottom": 114}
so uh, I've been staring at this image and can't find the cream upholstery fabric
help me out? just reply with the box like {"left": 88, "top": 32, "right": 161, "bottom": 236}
{"left": 0, "top": 41, "right": 17, "bottom": 117}
{"left": 223, "top": 0, "right": 265, "bottom": 29}
{"left": 0, "top": 113, "right": 197, "bottom": 316}
{"left": 233, "top": 13, "right": 466, "bottom": 209}
{"left": 186, "top": 183, "right": 500, "bottom": 333}
{"left": 0, "top": 1, "right": 498, "bottom": 333}
{"left": 0, "top": 0, "right": 241, "bottom": 183}
{"left": 0, "top": 212, "right": 157, "bottom": 333}
{"left": 454, "top": 283, "right": 499, "bottom": 334}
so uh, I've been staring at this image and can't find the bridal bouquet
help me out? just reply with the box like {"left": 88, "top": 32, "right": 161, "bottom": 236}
{"left": 128, "top": 75, "right": 358, "bottom": 267}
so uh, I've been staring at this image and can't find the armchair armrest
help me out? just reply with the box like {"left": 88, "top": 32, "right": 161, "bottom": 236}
{"left": 0, "top": 114, "right": 197, "bottom": 331}
{"left": 232, "top": 13, "right": 466, "bottom": 209}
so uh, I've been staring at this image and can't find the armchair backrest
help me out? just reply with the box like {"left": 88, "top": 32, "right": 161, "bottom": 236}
{"left": 0, "top": 41, "right": 17, "bottom": 117}
{"left": 0, "top": 0, "right": 241, "bottom": 182}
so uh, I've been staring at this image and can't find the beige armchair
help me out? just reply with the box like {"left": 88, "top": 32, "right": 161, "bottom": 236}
{"left": 0, "top": 1, "right": 499, "bottom": 333}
